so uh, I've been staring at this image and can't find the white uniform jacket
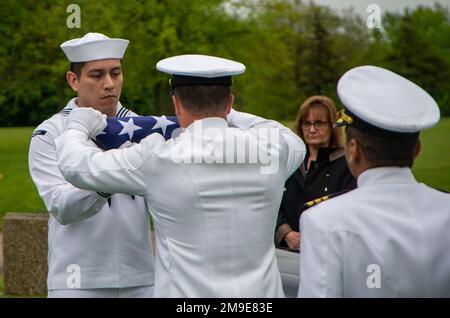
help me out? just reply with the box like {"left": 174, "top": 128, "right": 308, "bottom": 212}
{"left": 29, "top": 98, "right": 155, "bottom": 290}
{"left": 55, "top": 109, "right": 306, "bottom": 297}
{"left": 298, "top": 167, "right": 450, "bottom": 297}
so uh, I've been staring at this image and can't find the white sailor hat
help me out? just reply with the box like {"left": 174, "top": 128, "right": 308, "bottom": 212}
{"left": 156, "top": 54, "right": 245, "bottom": 88}
{"left": 60, "top": 32, "right": 129, "bottom": 63}
{"left": 336, "top": 65, "right": 440, "bottom": 136}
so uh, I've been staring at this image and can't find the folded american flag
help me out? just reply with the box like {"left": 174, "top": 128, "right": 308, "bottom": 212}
{"left": 94, "top": 115, "right": 179, "bottom": 150}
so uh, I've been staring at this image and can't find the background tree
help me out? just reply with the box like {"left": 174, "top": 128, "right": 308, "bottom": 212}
{"left": 0, "top": 0, "right": 449, "bottom": 126}
{"left": 381, "top": 4, "right": 450, "bottom": 115}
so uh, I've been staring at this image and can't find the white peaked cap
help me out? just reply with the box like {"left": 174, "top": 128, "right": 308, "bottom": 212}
{"left": 60, "top": 32, "right": 129, "bottom": 63}
{"left": 337, "top": 65, "right": 440, "bottom": 133}
{"left": 156, "top": 54, "right": 245, "bottom": 78}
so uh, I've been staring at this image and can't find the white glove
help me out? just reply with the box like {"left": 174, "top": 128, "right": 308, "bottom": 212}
{"left": 118, "top": 140, "right": 137, "bottom": 149}
{"left": 66, "top": 107, "right": 107, "bottom": 139}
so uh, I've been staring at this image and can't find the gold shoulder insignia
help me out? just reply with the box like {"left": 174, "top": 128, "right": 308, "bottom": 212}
{"left": 300, "top": 189, "right": 353, "bottom": 213}
{"left": 305, "top": 195, "right": 330, "bottom": 208}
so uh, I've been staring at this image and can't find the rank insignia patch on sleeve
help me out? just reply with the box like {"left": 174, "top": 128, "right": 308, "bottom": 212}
{"left": 32, "top": 130, "right": 47, "bottom": 138}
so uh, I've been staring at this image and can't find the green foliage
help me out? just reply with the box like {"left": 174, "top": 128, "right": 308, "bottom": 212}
{"left": 0, "top": 0, "right": 449, "bottom": 126}
{"left": 381, "top": 4, "right": 450, "bottom": 116}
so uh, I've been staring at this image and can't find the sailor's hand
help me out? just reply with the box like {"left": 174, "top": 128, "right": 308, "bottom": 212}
{"left": 66, "top": 107, "right": 107, "bottom": 139}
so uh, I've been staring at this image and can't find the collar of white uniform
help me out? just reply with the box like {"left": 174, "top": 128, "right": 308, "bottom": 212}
{"left": 357, "top": 166, "right": 416, "bottom": 188}
{"left": 65, "top": 97, "right": 123, "bottom": 116}
{"left": 186, "top": 117, "right": 228, "bottom": 132}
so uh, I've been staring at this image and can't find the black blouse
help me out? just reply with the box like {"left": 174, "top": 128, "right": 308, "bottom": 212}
{"left": 275, "top": 147, "right": 356, "bottom": 247}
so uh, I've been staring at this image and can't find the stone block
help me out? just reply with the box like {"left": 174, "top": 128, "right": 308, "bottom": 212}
{"left": 3, "top": 213, "right": 48, "bottom": 296}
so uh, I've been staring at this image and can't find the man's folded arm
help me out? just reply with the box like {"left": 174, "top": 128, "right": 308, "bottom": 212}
{"left": 29, "top": 131, "right": 109, "bottom": 225}
{"left": 55, "top": 129, "right": 164, "bottom": 196}
{"left": 227, "top": 109, "right": 306, "bottom": 178}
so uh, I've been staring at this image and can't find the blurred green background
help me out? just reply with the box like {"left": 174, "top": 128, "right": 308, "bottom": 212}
{"left": 1, "top": 0, "right": 450, "bottom": 127}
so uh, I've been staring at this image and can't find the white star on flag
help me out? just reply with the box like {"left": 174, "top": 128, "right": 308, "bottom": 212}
{"left": 118, "top": 118, "right": 142, "bottom": 140}
{"left": 151, "top": 115, "right": 177, "bottom": 135}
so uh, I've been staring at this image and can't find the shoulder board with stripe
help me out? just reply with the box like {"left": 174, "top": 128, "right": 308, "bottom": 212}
{"left": 117, "top": 107, "right": 131, "bottom": 118}
{"left": 96, "top": 191, "right": 111, "bottom": 198}
{"left": 59, "top": 108, "right": 73, "bottom": 116}
{"left": 304, "top": 195, "right": 331, "bottom": 208}
{"left": 31, "top": 129, "right": 47, "bottom": 138}
{"left": 301, "top": 188, "right": 353, "bottom": 212}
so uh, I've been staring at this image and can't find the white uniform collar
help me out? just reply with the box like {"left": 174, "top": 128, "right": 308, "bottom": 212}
{"left": 357, "top": 166, "right": 416, "bottom": 188}
{"left": 65, "top": 97, "right": 123, "bottom": 116}
{"left": 186, "top": 117, "right": 228, "bottom": 132}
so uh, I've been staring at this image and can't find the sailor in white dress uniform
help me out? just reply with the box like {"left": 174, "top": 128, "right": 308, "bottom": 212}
{"left": 55, "top": 54, "right": 306, "bottom": 297}
{"left": 298, "top": 65, "right": 450, "bottom": 297}
{"left": 29, "top": 33, "right": 155, "bottom": 297}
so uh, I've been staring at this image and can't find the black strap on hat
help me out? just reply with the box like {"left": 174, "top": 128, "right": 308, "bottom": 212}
{"left": 170, "top": 75, "right": 232, "bottom": 88}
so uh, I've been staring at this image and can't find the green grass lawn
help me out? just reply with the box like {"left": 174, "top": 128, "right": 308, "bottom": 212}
{"left": 412, "top": 117, "right": 450, "bottom": 192}
{"left": 0, "top": 127, "right": 46, "bottom": 229}
{"left": 0, "top": 119, "right": 449, "bottom": 229}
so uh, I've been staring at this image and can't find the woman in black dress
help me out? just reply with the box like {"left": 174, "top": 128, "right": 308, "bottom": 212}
{"left": 275, "top": 96, "right": 356, "bottom": 251}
